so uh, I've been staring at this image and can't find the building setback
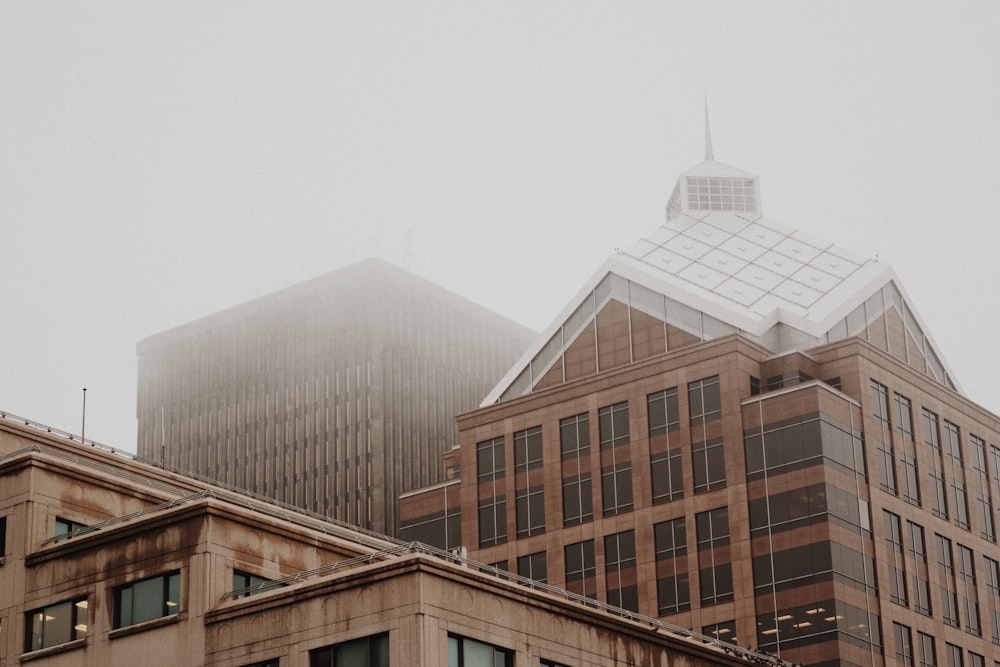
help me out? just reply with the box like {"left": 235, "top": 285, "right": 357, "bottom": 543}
{"left": 136, "top": 258, "right": 535, "bottom": 535}
{"left": 400, "top": 132, "right": 1000, "bottom": 666}
{"left": 0, "top": 414, "right": 789, "bottom": 667}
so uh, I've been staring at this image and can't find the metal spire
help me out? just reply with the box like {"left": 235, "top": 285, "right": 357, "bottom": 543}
{"left": 704, "top": 95, "right": 714, "bottom": 161}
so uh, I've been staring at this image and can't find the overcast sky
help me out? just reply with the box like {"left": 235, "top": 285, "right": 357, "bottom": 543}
{"left": 2, "top": 2, "right": 999, "bottom": 452}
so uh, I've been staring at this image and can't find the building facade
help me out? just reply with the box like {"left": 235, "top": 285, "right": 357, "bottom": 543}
{"left": 0, "top": 412, "right": 784, "bottom": 667}
{"left": 401, "top": 138, "right": 1000, "bottom": 667}
{"left": 136, "top": 258, "right": 535, "bottom": 535}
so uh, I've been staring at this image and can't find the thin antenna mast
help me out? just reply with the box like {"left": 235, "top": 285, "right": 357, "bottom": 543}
{"left": 704, "top": 95, "right": 715, "bottom": 161}
{"left": 161, "top": 405, "right": 166, "bottom": 465}
{"left": 81, "top": 388, "right": 87, "bottom": 444}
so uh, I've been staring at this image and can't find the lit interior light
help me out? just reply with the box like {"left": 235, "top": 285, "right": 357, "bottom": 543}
{"left": 762, "top": 628, "right": 779, "bottom": 635}
{"left": 717, "top": 628, "right": 731, "bottom": 634}
{"left": 166, "top": 601, "right": 178, "bottom": 607}
{"left": 805, "top": 607, "right": 825, "bottom": 614}
{"left": 777, "top": 614, "right": 793, "bottom": 621}
{"left": 44, "top": 615, "right": 56, "bottom": 621}
{"left": 74, "top": 624, "right": 87, "bottom": 632}
{"left": 792, "top": 622, "right": 813, "bottom": 628}
{"left": 75, "top": 600, "right": 88, "bottom": 608}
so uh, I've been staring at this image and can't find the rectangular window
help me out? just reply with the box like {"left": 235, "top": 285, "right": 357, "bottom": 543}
{"left": 233, "top": 570, "right": 282, "bottom": 598}
{"left": 598, "top": 402, "right": 629, "bottom": 449}
{"left": 515, "top": 486, "right": 545, "bottom": 537}
{"left": 894, "top": 393, "right": 914, "bottom": 440}
{"left": 902, "top": 453, "right": 922, "bottom": 506}
{"left": 647, "top": 388, "right": 680, "bottom": 438}
{"left": 477, "top": 437, "right": 507, "bottom": 547}
{"left": 478, "top": 496, "right": 507, "bottom": 547}
{"left": 884, "top": 510, "right": 908, "bottom": 606}
{"left": 945, "top": 421, "right": 964, "bottom": 464}
{"left": 0, "top": 515, "right": 6, "bottom": 557}
{"left": 703, "top": 620, "right": 737, "bottom": 646}
{"left": 114, "top": 571, "right": 180, "bottom": 628}
{"left": 984, "top": 555, "right": 1000, "bottom": 644}
{"left": 970, "top": 436, "right": 996, "bottom": 542}
{"left": 564, "top": 540, "right": 596, "bottom": 600}
{"left": 559, "top": 413, "right": 590, "bottom": 460}
{"left": 991, "top": 445, "right": 1000, "bottom": 493}
{"left": 54, "top": 517, "right": 88, "bottom": 538}
{"left": 540, "top": 660, "right": 571, "bottom": 667}
{"left": 244, "top": 661, "right": 279, "bottom": 667}
{"left": 912, "top": 573, "right": 932, "bottom": 616}
{"left": 871, "top": 381, "right": 891, "bottom": 425}
{"left": 604, "top": 530, "right": 638, "bottom": 612}
{"left": 936, "top": 535, "right": 961, "bottom": 628}
{"left": 311, "top": 633, "right": 389, "bottom": 667}
{"left": 917, "top": 631, "right": 936, "bottom": 667}
{"left": 477, "top": 436, "right": 505, "bottom": 482}
{"left": 894, "top": 622, "right": 914, "bottom": 667}
{"left": 514, "top": 426, "right": 545, "bottom": 538}
{"left": 517, "top": 551, "right": 547, "bottom": 584}
{"left": 25, "top": 597, "right": 88, "bottom": 652}
{"left": 654, "top": 517, "right": 689, "bottom": 614}
{"left": 923, "top": 409, "right": 941, "bottom": 454}
{"left": 561, "top": 412, "right": 592, "bottom": 527}
{"left": 908, "top": 521, "right": 927, "bottom": 562}
{"left": 688, "top": 375, "right": 721, "bottom": 425}
{"left": 957, "top": 544, "right": 981, "bottom": 636}
{"left": 650, "top": 448, "right": 683, "bottom": 503}
{"left": 514, "top": 426, "right": 543, "bottom": 471}
{"left": 952, "top": 481, "right": 971, "bottom": 530}
{"left": 601, "top": 462, "right": 633, "bottom": 516}
{"left": 692, "top": 437, "right": 726, "bottom": 492}
{"left": 697, "top": 507, "right": 733, "bottom": 605}
{"left": 448, "top": 634, "right": 512, "bottom": 667}
{"left": 649, "top": 387, "right": 683, "bottom": 504}
{"left": 877, "top": 441, "right": 898, "bottom": 494}
{"left": 561, "top": 473, "right": 593, "bottom": 527}
{"left": 930, "top": 470, "right": 949, "bottom": 519}
{"left": 946, "top": 643, "right": 963, "bottom": 667}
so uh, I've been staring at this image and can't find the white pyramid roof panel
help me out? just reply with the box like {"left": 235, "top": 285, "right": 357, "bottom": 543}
{"left": 734, "top": 263, "right": 786, "bottom": 292}
{"left": 700, "top": 248, "right": 749, "bottom": 275}
{"left": 756, "top": 250, "right": 805, "bottom": 277}
{"left": 642, "top": 247, "right": 691, "bottom": 274}
{"left": 663, "top": 234, "right": 713, "bottom": 262}
{"left": 678, "top": 262, "right": 729, "bottom": 290}
{"left": 718, "top": 235, "right": 770, "bottom": 262}
{"left": 643, "top": 223, "right": 681, "bottom": 246}
{"left": 773, "top": 236, "right": 825, "bottom": 263}
{"left": 791, "top": 264, "right": 842, "bottom": 293}
{"left": 736, "top": 221, "right": 790, "bottom": 248}
{"left": 772, "top": 279, "right": 825, "bottom": 308}
{"left": 627, "top": 238, "right": 661, "bottom": 260}
{"left": 812, "top": 250, "right": 862, "bottom": 279}
{"left": 715, "top": 277, "right": 768, "bottom": 306}
{"left": 699, "top": 211, "right": 755, "bottom": 235}
{"left": 684, "top": 220, "right": 734, "bottom": 247}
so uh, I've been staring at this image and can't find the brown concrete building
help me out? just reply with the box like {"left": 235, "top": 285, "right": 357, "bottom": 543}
{"left": 400, "top": 135, "right": 1000, "bottom": 667}
{"left": 136, "top": 258, "right": 535, "bottom": 536}
{"left": 0, "top": 412, "right": 788, "bottom": 667}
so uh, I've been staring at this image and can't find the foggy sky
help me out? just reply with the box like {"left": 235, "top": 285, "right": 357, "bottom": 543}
{"left": 2, "top": 2, "right": 999, "bottom": 452}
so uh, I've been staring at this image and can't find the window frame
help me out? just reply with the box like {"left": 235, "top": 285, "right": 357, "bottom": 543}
{"left": 447, "top": 633, "right": 512, "bottom": 667}
{"left": 310, "top": 632, "right": 389, "bottom": 667}
{"left": 24, "top": 596, "right": 89, "bottom": 652}
{"left": 113, "top": 571, "right": 180, "bottom": 629}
